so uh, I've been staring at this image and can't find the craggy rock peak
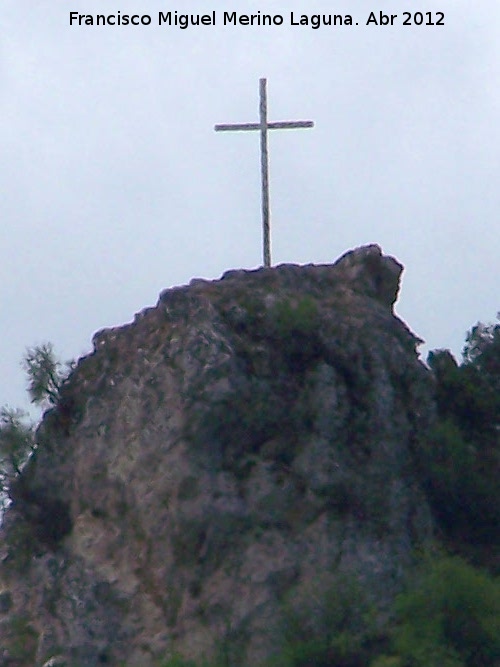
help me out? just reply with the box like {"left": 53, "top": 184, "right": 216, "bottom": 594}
{"left": 0, "top": 245, "right": 434, "bottom": 667}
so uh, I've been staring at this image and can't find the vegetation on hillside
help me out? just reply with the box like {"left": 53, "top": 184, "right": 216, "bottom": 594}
{"left": 22, "top": 342, "right": 73, "bottom": 408}
{"left": 155, "top": 559, "right": 499, "bottom": 667}
{"left": 0, "top": 407, "right": 34, "bottom": 505}
{"left": 422, "top": 317, "right": 500, "bottom": 554}
{"left": 0, "top": 343, "right": 71, "bottom": 502}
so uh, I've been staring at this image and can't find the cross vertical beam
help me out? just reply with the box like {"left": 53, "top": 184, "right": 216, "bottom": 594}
{"left": 259, "top": 78, "right": 271, "bottom": 267}
{"left": 215, "top": 78, "right": 314, "bottom": 268}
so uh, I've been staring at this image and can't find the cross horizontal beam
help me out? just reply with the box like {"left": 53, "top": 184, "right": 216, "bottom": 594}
{"left": 215, "top": 120, "right": 314, "bottom": 132}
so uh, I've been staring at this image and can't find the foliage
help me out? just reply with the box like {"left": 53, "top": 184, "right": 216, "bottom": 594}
{"left": 424, "top": 317, "right": 500, "bottom": 547}
{"left": 1, "top": 614, "right": 39, "bottom": 662}
{"left": 22, "top": 342, "right": 73, "bottom": 407}
{"left": 370, "top": 658, "right": 402, "bottom": 667}
{"left": 428, "top": 349, "right": 498, "bottom": 443}
{"left": 0, "top": 342, "right": 73, "bottom": 512}
{"left": 269, "top": 297, "right": 322, "bottom": 374}
{"left": 270, "top": 297, "right": 319, "bottom": 339}
{"left": 159, "top": 656, "right": 199, "bottom": 667}
{"left": 462, "top": 316, "right": 500, "bottom": 391}
{"left": 1, "top": 515, "right": 38, "bottom": 572}
{"left": 0, "top": 406, "right": 35, "bottom": 497}
{"left": 154, "top": 556, "right": 500, "bottom": 667}
{"left": 417, "top": 417, "right": 498, "bottom": 545}
{"left": 378, "top": 556, "right": 500, "bottom": 667}
{"left": 273, "top": 574, "right": 380, "bottom": 667}
{"left": 158, "top": 653, "right": 237, "bottom": 667}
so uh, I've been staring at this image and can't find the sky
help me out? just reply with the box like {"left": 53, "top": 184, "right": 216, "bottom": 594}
{"left": 1, "top": 0, "right": 499, "bottom": 416}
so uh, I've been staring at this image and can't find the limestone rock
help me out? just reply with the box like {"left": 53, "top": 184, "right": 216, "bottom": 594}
{"left": 0, "top": 246, "right": 435, "bottom": 666}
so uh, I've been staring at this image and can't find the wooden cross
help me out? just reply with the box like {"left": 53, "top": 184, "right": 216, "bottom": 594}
{"left": 215, "top": 78, "right": 314, "bottom": 267}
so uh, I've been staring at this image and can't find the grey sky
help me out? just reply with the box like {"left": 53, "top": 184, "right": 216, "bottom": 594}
{"left": 1, "top": 0, "right": 499, "bottom": 414}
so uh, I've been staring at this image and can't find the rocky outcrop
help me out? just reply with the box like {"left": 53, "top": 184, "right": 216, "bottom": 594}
{"left": 0, "top": 245, "right": 435, "bottom": 667}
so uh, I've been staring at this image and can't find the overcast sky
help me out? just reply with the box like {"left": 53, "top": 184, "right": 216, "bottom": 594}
{"left": 1, "top": 0, "right": 499, "bottom": 415}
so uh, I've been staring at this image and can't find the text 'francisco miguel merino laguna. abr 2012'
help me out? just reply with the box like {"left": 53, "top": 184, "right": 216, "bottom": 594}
{"left": 69, "top": 11, "right": 444, "bottom": 29}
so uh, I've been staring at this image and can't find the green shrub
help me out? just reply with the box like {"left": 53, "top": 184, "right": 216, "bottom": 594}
{"left": 0, "top": 407, "right": 35, "bottom": 496}
{"left": 269, "top": 298, "right": 322, "bottom": 374}
{"left": 370, "top": 657, "right": 403, "bottom": 667}
{"left": 277, "top": 574, "right": 379, "bottom": 667}
{"left": 388, "top": 556, "right": 500, "bottom": 667}
{"left": 158, "top": 656, "right": 199, "bottom": 667}
{"left": 416, "top": 418, "right": 498, "bottom": 544}
{"left": 424, "top": 333, "right": 500, "bottom": 548}
{"left": 22, "top": 342, "right": 73, "bottom": 407}
{"left": 3, "top": 518, "right": 37, "bottom": 572}
{"left": 462, "top": 318, "right": 500, "bottom": 393}
{"left": 196, "top": 380, "right": 288, "bottom": 465}
{"left": 270, "top": 297, "right": 319, "bottom": 339}
{"left": 1, "top": 614, "right": 39, "bottom": 662}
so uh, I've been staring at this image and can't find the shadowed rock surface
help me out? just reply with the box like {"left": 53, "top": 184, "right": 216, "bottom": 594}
{"left": 0, "top": 245, "right": 435, "bottom": 667}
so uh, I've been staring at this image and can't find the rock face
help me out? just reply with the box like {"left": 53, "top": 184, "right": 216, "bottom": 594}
{"left": 0, "top": 245, "right": 435, "bottom": 667}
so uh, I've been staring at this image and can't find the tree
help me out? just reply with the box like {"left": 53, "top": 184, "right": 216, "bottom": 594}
{"left": 22, "top": 342, "right": 72, "bottom": 407}
{"left": 390, "top": 557, "right": 500, "bottom": 667}
{"left": 424, "top": 316, "right": 500, "bottom": 547}
{"left": 0, "top": 407, "right": 35, "bottom": 496}
{"left": 463, "top": 315, "right": 500, "bottom": 396}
